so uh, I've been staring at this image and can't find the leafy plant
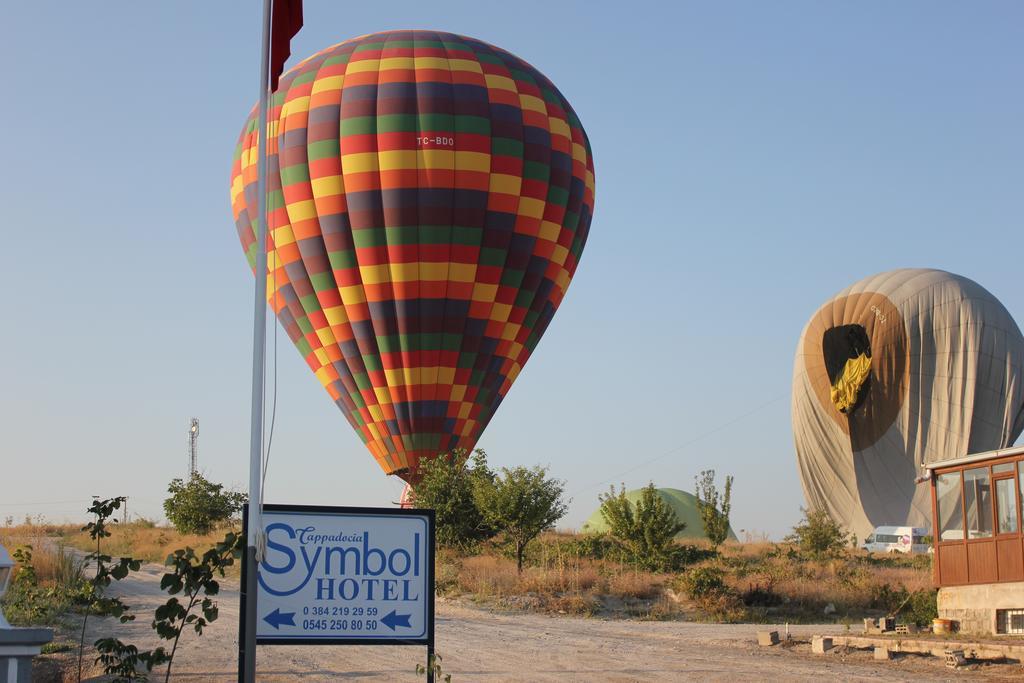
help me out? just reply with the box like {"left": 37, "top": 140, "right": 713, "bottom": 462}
{"left": 0, "top": 545, "right": 89, "bottom": 626}
{"left": 680, "top": 566, "right": 729, "bottom": 601}
{"left": 474, "top": 465, "right": 567, "bottom": 572}
{"left": 678, "top": 566, "right": 743, "bottom": 619}
{"left": 412, "top": 449, "right": 496, "bottom": 549}
{"left": 93, "top": 639, "right": 166, "bottom": 682}
{"left": 598, "top": 483, "right": 685, "bottom": 571}
{"left": 150, "top": 533, "right": 242, "bottom": 680}
{"left": 72, "top": 496, "right": 241, "bottom": 682}
{"left": 693, "top": 470, "right": 733, "bottom": 548}
{"left": 785, "top": 507, "right": 851, "bottom": 558}
{"left": 163, "top": 473, "right": 247, "bottom": 535}
{"left": 79, "top": 497, "right": 141, "bottom": 682}
{"left": 415, "top": 651, "right": 452, "bottom": 682}
{"left": 904, "top": 588, "right": 938, "bottom": 626}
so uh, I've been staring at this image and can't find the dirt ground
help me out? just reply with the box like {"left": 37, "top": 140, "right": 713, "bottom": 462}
{"left": 43, "top": 561, "right": 1023, "bottom": 682}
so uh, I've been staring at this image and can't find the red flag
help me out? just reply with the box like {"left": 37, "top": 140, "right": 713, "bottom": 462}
{"left": 270, "top": 0, "right": 303, "bottom": 91}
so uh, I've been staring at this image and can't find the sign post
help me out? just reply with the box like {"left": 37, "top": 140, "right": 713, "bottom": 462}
{"left": 238, "top": 505, "right": 435, "bottom": 681}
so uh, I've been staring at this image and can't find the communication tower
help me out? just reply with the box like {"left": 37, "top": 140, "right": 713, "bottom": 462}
{"left": 188, "top": 418, "right": 199, "bottom": 476}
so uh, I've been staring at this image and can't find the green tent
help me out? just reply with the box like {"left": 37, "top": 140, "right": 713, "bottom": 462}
{"left": 581, "top": 488, "right": 738, "bottom": 542}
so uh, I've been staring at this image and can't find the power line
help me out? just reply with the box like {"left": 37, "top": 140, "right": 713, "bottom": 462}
{"left": 0, "top": 500, "right": 85, "bottom": 507}
{"left": 571, "top": 394, "right": 787, "bottom": 497}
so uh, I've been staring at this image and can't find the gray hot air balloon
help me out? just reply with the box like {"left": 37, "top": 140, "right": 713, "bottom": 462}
{"left": 792, "top": 269, "right": 1024, "bottom": 540}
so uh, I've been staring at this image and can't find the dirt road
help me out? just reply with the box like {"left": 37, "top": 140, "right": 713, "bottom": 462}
{"left": 72, "top": 561, "right": 1013, "bottom": 681}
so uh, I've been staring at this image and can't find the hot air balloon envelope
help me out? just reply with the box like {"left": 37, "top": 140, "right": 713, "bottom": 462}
{"left": 230, "top": 30, "right": 595, "bottom": 481}
{"left": 792, "top": 269, "right": 1024, "bottom": 539}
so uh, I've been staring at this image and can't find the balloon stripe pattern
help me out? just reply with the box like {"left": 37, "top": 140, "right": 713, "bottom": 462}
{"left": 230, "top": 31, "right": 595, "bottom": 480}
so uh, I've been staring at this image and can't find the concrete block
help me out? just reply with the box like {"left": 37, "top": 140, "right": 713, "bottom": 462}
{"left": 873, "top": 646, "right": 892, "bottom": 661}
{"left": 811, "top": 636, "right": 833, "bottom": 654}
{"left": 757, "top": 630, "right": 779, "bottom": 647}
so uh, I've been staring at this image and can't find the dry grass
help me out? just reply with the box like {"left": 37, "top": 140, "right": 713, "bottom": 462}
{"left": 0, "top": 535, "right": 84, "bottom": 589}
{"left": 437, "top": 532, "right": 934, "bottom": 623}
{"left": 2, "top": 522, "right": 933, "bottom": 625}
{"left": 2, "top": 520, "right": 240, "bottom": 566}
{"left": 607, "top": 570, "right": 665, "bottom": 599}
{"left": 58, "top": 522, "right": 239, "bottom": 564}
{"left": 439, "top": 533, "right": 677, "bottom": 618}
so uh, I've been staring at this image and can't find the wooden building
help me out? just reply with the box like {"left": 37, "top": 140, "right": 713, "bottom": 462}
{"left": 928, "top": 445, "right": 1024, "bottom": 635}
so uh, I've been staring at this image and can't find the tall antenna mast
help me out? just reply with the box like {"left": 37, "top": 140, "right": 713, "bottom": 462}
{"left": 188, "top": 417, "right": 199, "bottom": 476}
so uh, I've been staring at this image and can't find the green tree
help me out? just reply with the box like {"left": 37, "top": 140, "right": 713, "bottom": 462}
{"left": 598, "top": 483, "right": 686, "bottom": 571}
{"left": 474, "top": 465, "right": 567, "bottom": 572}
{"left": 694, "top": 469, "right": 733, "bottom": 548}
{"left": 163, "top": 473, "right": 246, "bottom": 535}
{"left": 411, "top": 449, "right": 495, "bottom": 549}
{"left": 786, "top": 507, "right": 851, "bottom": 558}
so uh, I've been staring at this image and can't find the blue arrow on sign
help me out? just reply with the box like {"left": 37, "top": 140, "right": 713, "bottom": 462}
{"left": 263, "top": 608, "right": 296, "bottom": 630}
{"left": 380, "top": 610, "right": 412, "bottom": 631}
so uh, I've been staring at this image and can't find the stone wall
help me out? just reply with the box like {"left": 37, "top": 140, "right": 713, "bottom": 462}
{"left": 938, "top": 582, "right": 1024, "bottom": 635}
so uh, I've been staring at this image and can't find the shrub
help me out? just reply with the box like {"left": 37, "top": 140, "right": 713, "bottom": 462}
{"left": 741, "top": 583, "right": 783, "bottom": 607}
{"left": 678, "top": 566, "right": 744, "bottom": 620}
{"left": 786, "top": 508, "right": 850, "bottom": 558}
{"left": 669, "top": 544, "right": 719, "bottom": 568}
{"left": 473, "top": 465, "right": 567, "bottom": 572}
{"left": 598, "top": 483, "right": 686, "bottom": 571}
{"left": 0, "top": 545, "right": 90, "bottom": 626}
{"left": 694, "top": 469, "right": 733, "bottom": 548}
{"left": 163, "top": 473, "right": 246, "bottom": 535}
{"left": 904, "top": 588, "right": 938, "bottom": 626}
{"left": 412, "top": 449, "right": 496, "bottom": 549}
{"left": 679, "top": 566, "right": 729, "bottom": 602}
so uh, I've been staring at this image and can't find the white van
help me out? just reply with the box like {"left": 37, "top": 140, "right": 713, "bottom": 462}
{"left": 861, "top": 526, "right": 932, "bottom": 554}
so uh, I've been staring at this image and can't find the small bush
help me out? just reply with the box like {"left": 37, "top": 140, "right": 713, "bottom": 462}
{"left": 164, "top": 473, "right": 246, "bottom": 535}
{"left": 786, "top": 508, "right": 850, "bottom": 558}
{"left": 598, "top": 483, "right": 686, "bottom": 571}
{"left": 679, "top": 566, "right": 730, "bottom": 602}
{"left": 0, "top": 545, "right": 90, "bottom": 626}
{"left": 669, "top": 544, "right": 718, "bottom": 569}
{"left": 904, "top": 588, "right": 938, "bottom": 626}
{"left": 868, "top": 582, "right": 908, "bottom": 612}
{"left": 741, "top": 583, "right": 783, "bottom": 607}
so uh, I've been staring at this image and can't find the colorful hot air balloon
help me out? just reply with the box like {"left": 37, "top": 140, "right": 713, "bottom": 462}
{"left": 230, "top": 30, "right": 595, "bottom": 482}
{"left": 792, "top": 269, "right": 1024, "bottom": 539}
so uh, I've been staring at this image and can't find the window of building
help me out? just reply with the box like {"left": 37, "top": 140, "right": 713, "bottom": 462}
{"left": 964, "top": 467, "right": 993, "bottom": 539}
{"left": 996, "top": 608, "right": 1024, "bottom": 635}
{"left": 937, "top": 471, "right": 964, "bottom": 541}
{"left": 996, "top": 476, "right": 1019, "bottom": 534}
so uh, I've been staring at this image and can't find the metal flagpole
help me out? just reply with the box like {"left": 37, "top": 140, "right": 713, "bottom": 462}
{"left": 239, "top": 0, "right": 273, "bottom": 681}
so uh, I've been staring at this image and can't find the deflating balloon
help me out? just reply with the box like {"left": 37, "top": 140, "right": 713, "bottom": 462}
{"left": 792, "top": 269, "right": 1024, "bottom": 539}
{"left": 230, "top": 31, "right": 595, "bottom": 481}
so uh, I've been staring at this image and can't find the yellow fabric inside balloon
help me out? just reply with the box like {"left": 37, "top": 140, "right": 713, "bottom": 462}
{"left": 830, "top": 353, "right": 871, "bottom": 413}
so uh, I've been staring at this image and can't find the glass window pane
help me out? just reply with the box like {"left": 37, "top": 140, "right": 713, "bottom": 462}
{"left": 1020, "top": 466, "right": 1024, "bottom": 532}
{"left": 937, "top": 472, "right": 964, "bottom": 541}
{"left": 965, "top": 467, "right": 993, "bottom": 539}
{"left": 994, "top": 463, "right": 1015, "bottom": 475}
{"left": 996, "top": 478, "right": 1019, "bottom": 534}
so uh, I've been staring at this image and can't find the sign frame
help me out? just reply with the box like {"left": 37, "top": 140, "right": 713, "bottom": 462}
{"left": 239, "top": 503, "right": 435, "bottom": 649}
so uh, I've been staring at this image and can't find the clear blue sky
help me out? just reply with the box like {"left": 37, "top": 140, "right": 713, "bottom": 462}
{"left": 1, "top": 1, "right": 1021, "bottom": 538}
